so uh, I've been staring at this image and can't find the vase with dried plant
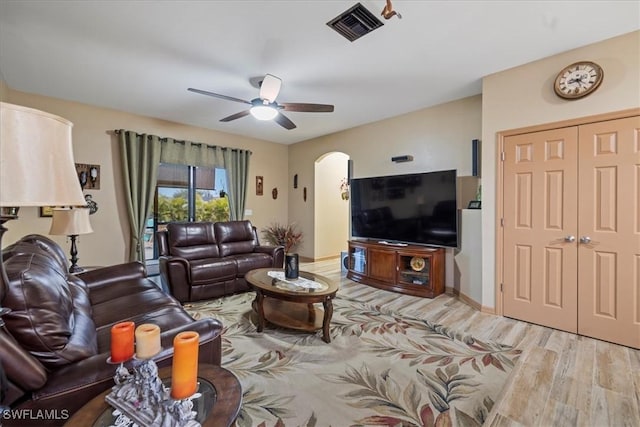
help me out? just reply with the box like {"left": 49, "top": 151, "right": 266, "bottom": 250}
{"left": 261, "top": 222, "right": 303, "bottom": 274}
{"left": 261, "top": 222, "right": 303, "bottom": 254}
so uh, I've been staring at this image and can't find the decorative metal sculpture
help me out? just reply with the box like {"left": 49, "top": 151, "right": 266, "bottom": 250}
{"left": 106, "top": 359, "right": 201, "bottom": 427}
{"left": 84, "top": 194, "right": 98, "bottom": 215}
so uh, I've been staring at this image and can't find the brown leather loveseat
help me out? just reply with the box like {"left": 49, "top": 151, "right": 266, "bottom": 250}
{"left": 157, "top": 220, "right": 284, "bottom": 303}
{"left": 0, "top": 234, "right": 223, "bottom": 426}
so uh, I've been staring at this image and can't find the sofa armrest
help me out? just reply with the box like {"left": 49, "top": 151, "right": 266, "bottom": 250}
{"left": 159, "top": 318, "right": 223, "bottom": 366}
{"left": 0, "top": 329, "right": 47, "bottom": 393}
{"left": 77, "top": 262, "right": 147, "bottom": 291}
{"left": 255, "top": 245, "right": 285, "bottom": 268}
{"left": 159, "top": 256, "right": 192, "bottom": 303}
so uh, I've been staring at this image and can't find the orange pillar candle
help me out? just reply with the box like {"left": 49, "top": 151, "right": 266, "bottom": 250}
{"left": 110, "top": 321, "right": 135, "bottom": 363}
{"left": 170, "top": 331, "right": 200, "bottom": 399}
{"left": 135, "top": 324, "right": 161, "bottom": 359}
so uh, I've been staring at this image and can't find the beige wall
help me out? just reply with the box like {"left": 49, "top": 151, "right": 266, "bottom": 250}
{"left": 0, "top": 79, "right": 8, "bottom": 101}
{"left": 481, "top": 30, "right": 640, "bottom": 309}
{"left": 3, "top": 90, "right": 288, "bottom": 266}
{"left": 289, "top": 95, "right": 483, "bottom": 261}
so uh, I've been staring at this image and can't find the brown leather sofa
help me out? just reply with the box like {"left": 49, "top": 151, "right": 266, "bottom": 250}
{"left": 157, "top": 220, "right": 284, "bottom": 302}
{"left": 0, "top": 234, "right": 223, "bottom": 426}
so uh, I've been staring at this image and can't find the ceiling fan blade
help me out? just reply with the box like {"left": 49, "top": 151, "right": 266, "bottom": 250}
{"left": 280, "top": 103, "right": 334, "bottom": 113}
{"left": 220, "top": 110, "right": 251, "bottom": 122}
{"left": 188, "top": 88, "right": 251, "bottom": 105}
{"left": 274, "top": 112, "right": 296, "bottom": 130}
{"left": 259, "top": 74, "right": 282, "bottom": 103}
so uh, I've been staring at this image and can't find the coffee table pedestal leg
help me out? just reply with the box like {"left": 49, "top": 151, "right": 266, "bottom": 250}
{"left": 322, "top": 297, "right": 334, "bottom": 343}
{"left": 254, "top": 291, "right": 265, "bottom": 332}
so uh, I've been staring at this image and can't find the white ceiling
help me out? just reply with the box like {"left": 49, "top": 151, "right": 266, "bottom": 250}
{"left": 1, "top": 1, "right": 638, "bottom": 145}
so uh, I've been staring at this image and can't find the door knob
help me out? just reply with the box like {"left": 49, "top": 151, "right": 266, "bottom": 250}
{"left": 579, "top": 236, "right": 591, "bottom": 244}
{"left": 564, "top": 235, "right": 576, "bottom": 242}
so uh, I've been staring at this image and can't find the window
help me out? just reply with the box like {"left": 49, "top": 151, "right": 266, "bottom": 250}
{"left": 145, "top": 163, "right": 229, "bottom": 260}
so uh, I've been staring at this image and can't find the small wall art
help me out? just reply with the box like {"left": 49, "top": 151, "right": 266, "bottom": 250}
{"left": 293, "top": 174, "right": 298, "bottom": 189}
{"left": 272, "top": 188, "right": 278, "bottom": 199}
{"left": 76, "top": 163, "right": 100, "bottom": 189}
{"left": 39, "top": 206, "right": 54, "bottom": 217}
{"left": 85, "top": 194, "right": 99, "bottom": 215}
{"left": 256, "top": 176, "right": 264, "bottom": 196}
{"left": 303, "top": 187, "right": 307, "bottom": 202}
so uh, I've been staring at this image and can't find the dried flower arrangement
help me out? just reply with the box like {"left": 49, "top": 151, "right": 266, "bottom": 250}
{"left": 261, "top": 222, "right": 303, "bottom": 253}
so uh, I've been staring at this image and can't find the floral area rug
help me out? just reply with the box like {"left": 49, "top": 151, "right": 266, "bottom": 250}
{"left": 185, "top": 283, "right": 521, "bottom": 427}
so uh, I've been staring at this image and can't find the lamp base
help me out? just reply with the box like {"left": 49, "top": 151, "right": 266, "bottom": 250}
{"left": 68, "top": 234, "right": 81, "bottom": 273}
{"left": 69, "top": 265, "right": 84, "bottom": 274}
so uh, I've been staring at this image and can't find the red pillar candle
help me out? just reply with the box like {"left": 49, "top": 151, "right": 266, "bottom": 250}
{"left": 110, "top": 321, "right": 135, "bottom": 363}
{"left": 135, "top": 324, "right": 161, "bottom": 359}
{"left": 170, "top": 331, "right": 199, "bottom": 399}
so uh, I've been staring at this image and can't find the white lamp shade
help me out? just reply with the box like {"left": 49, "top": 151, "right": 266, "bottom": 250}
{"left": 49, "top": 208, "right": 93, "bottom": 236}
{"left": 0, "top": 102, "right": 86, "bottom": 207}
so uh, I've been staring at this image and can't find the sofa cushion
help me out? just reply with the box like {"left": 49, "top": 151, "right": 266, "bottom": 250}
{"left": 90, "top": 281, "right": 183, "bottom": 328}
{"left": 215, "top": 220, "right": 257, "bottom": 257}
{"left": 2, "top": 234, "right": 68, "bottom": 273}
{"left": 3, "top": 250, "right": 98, "bottom": 369}
{"left": 87, "top": 274, "right": 161, "bottom": 306}
{"left": 166, "top": 222, "right": 219, "bottom": 260}
{"left": 229, "top": 253, "right": 274, "bottom": 276}
{"left": 190, "top": 258, "right": 237, "bottom": 284}
{"left": 94, "top": 306, "right": 198, "bottom": 353}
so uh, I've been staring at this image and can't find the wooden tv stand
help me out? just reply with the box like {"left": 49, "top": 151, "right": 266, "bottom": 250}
{"left": 346, "top": 240, "right": 445, "bottom": 298}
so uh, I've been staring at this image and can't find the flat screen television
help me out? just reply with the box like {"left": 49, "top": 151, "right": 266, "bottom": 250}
{"left": 350, "top": 169, "right": 458, "bottom": 248}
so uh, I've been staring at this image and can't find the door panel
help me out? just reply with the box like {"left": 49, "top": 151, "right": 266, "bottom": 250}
{"left": 503, "top": 128, "right": 579, "bottom": 332}
{"left": 577, "top": 116, "right": 640, "bottom": 348}
{"left": 368, "top": 248, "right": 396, "bottom": 282}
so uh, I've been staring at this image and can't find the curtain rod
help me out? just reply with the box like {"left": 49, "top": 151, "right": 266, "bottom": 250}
{"left": 112, "top": 129, "right": 252, "bottom": 154}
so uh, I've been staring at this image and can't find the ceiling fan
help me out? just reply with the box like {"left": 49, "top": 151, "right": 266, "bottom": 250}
{"left": 188, "top": 74, "right": 334, "bottom": 130}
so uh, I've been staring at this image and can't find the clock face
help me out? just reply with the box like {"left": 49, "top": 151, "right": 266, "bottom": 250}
{"left": 554, "top": 61, "right": 603, "bottom": 99}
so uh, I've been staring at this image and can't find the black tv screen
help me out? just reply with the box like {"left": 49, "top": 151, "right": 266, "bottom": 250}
{"left": 350, "top": 169, "right": 458, "bottom": 248}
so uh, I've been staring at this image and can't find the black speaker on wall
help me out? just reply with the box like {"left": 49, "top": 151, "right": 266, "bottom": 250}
{"left": 472, "top": 139, "right": 481, "bottom": 177}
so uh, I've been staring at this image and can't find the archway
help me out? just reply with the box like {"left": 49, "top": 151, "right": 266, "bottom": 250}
{"left": 314, "top": 152, "right": 350, "bottom": 260}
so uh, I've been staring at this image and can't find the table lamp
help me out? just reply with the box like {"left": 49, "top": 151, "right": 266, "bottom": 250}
{"left": 0, "top": 102, "right": 86, "bottom": 322}
{"left": 49, "top": 207, "right": 93, "bottom": 273}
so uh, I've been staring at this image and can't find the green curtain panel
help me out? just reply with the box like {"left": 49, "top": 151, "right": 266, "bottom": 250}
{"left": 160, "top": 138, "right": 224, "bottom": 168}
{"left": 161, "top": 138, "right": 251, "bottom": 219}
{"left": 118, "top": 130, "right": 162, "bottom": 262}
{"left": 223, "top": 148, "right": 251, "bottom": 220}
{"left": 118, "top": 130, "right": 252, "bottom": 259}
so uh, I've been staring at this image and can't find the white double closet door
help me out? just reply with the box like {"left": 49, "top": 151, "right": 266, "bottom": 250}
{"left": 502, "top": 115, "right": 639, "bottom": 349}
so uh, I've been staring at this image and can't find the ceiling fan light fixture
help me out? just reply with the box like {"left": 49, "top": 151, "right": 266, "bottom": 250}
{"left": 250, "top": 104, "right": 278, "bottom": 121}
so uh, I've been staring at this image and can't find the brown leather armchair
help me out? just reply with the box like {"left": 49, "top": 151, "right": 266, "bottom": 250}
{"left": 157, "top": 220, "right": 284, "bottom": 302}
{"left": 0, "top": 235, "right": 223, "bottom": 426}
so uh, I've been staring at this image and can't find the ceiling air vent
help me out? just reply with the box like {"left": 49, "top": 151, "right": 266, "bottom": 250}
{"left": 327, "top": 3, "right": 384, "bottom": 42}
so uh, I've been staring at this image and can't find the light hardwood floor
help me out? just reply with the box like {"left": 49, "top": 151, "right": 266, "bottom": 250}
{"left": 301, "top": 258, "right": 640, "bottom": 427}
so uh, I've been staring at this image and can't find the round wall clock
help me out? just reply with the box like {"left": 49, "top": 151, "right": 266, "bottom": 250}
{"left": 554, "top": 61, "right": 603, "bottom": 100}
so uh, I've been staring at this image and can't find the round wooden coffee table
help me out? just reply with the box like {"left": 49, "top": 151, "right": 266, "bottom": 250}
{"left": 64, "top": 364, "right": 241, "bottom": 427}
{"left": 245, "top": 268, "right": 339, "bottom": 343}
